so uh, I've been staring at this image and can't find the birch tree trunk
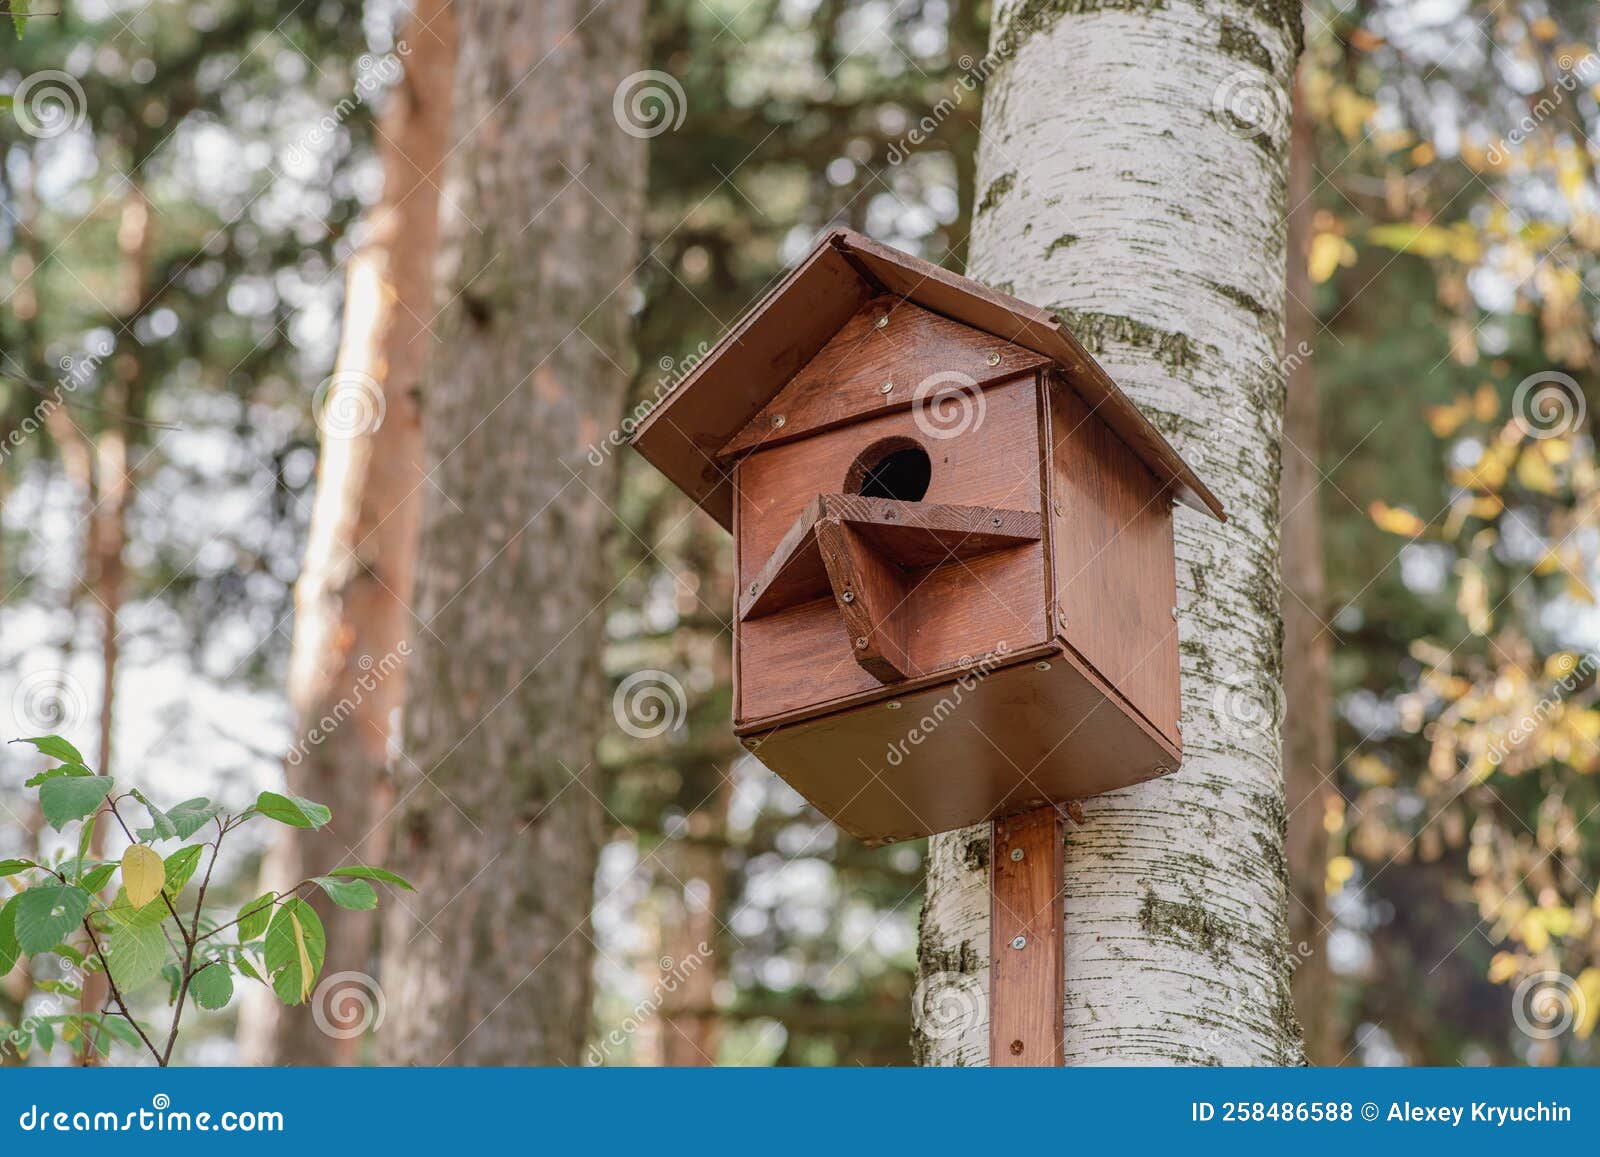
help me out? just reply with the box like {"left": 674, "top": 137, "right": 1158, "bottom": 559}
{"left": 377, "top": 0, "right": 646, "bottom": 1065}
{"left": 241, "top": 0, "right": 456, "bottom": 1066}
{"left": 917, "top": 0, "right": 1304, "bottom": 1066}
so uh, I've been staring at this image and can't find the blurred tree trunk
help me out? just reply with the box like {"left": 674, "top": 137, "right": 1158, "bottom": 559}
{"left": 241, "top": 0, "right": 457, "bottom": 1066}
{"left": 917, "top": 0, "right": 1304, "bottom": 1065}
{"left": 378, "top": 0, "right": 647, "bottom": 1065}
{"left": 1281, "top": 71, "right": 1336, "bottom": 1064}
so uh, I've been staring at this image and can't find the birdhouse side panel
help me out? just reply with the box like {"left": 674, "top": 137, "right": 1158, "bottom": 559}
{"left": 1046, "top": 375, "right": 1181, "bottom": 747}
{"left": 734, "top": 375, "right": 1051, "bottom": 726}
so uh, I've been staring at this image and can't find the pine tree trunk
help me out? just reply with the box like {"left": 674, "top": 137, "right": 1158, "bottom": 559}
{"left": 1281, "top": 72, "right": 1335, "bottom": 1064}
{"left": 917, "top": 0, "right": 1304, "bottom": 1066}
{"left": 241, "top": 0, "right": 456, "bottom": 1066}
{"left": 377, "top": 0, "right": 646, "bottom": 1065}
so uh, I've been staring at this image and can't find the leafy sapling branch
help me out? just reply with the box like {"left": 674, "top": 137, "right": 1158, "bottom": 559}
{"left": 0, "top": 735, "right": 413, "bottom": 1065}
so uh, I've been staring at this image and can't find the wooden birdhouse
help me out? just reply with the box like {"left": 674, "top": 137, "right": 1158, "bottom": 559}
{"left": 632, "top": 228, "right": 1224, "bottom": 845}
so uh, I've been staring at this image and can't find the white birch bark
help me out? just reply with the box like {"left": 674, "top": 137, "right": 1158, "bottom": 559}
{"left": 917, "top": 0, "right": 1305, "bottom": 1066}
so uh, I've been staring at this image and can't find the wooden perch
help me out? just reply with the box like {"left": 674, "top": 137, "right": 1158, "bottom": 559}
{"left": 739, "top": 493, "right": 1042, "bottom": 682}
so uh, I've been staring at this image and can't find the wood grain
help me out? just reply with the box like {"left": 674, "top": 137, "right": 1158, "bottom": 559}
{"left": 719, "top": 294, "right": 1046, "bottom": 458}
{"left": 990, "top": 806, "right": 1064, "bottom": 1066}
{"left": 735, "top": 378, "right": 1049, "bottom": 724}
{"left": 817, "top": 518, "right": 915, "bottom": 682}
{"left": 1047, "top": 373, "right": 1181, "bottom": 747}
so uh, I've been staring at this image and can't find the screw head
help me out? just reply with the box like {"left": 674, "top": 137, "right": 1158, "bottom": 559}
{"left": 1009, "top": 1039, "right": 1024, "bottom": 1056}
{"left": 749, "top": 582, "right": 759, "bottom": 595}
{"left": 879, "top": 380, "right": 894, "bottom": 394}
{"left": 1010, "top": 848, "right": 1024, "bottom": 862}
{"left": 841, "top": 590, "right": 855, "bottom": 604}
{"left": 991, "top": 515, "right": 1002, "bottom": 527}
{"left": 987, "top": 351, "right": 1002, "bottom": 367}
{"left": 1034, "top": 660, "right": 1051, "bottom": 671}
{"left": 886, "top": 700, "right": 902, "bottom": 710}
{"left": 875, "top": 314, "right": 889, "bottom": 329}
{"left": 1010, "top": 935, "right": 1027, "bottom": 950}
{"left": 855, "top": 636, "right": 869, "bottom": 650}
{"left": 770, "top": 414, "right": 786, "bottom": 429}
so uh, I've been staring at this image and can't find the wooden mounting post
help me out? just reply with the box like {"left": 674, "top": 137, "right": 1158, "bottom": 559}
{"left": 988, "top": 805, "right": 1064, "bottom": 1065}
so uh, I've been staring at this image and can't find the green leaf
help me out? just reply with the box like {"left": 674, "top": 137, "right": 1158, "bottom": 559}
{"left": 13, "top": 884, "right": 92, "bottom": 953}
{"left": 189, "top": 962, "right": 233, "bottom": 1010}
{"left": 163, "top": 845, "right": 204, "bottom": 895}
{"left": 79, "top": 863, "right": 116, "bottom": 892}
{"left": 236, "top": 957, "right": 263, "bottom": 983}
{"left": 253, "top": 791, "right": 331, "bottom": 829}
{"left": 99, "top": 1015, "right": 143, "bottom": 1046}
{"left": 166, "top": 798, "right": 220, "bottom": 840}
{"left": 0, "top": 899, "right": 19, "bottom": 975}
{"left": 38, "top": 776, "right": 112, "bottom": 832}
{"left": 328, "top": 865, "right": 414, "bottom": 891}
{"left": 131, "top": 790, "right": 177, "bottom": 841}
{"left": 10, "top": 0, "right": 29, "bottom": 38}
{"left": 0, "top": 859, "right": 36, "bottom": 878}
{"left": 24, "top": 763, "right": 92, "bottom": 787}
{"left": 74, "top": 813, "right": 97, "bottom": 878}
{"left": 14, "top": 735, "right": 85, "bottom": 764}
{"left": 161, "top": 963, "right": 182, "bottom": 1003}
{"left": 34, "top": 1019, "right": 53, "bottom": 1053}
{"left": 104, "top": 887, "right": 168, "bottom": 928}
{"left": 237, "top": 892, "right": 276, "bottom": 941}
{"left": 312, "top": 876, "right": 377, "bottom": 910}
{"left": 105, "top": 922, "right": 166, "bottom": 992}
{"left": 264, "top": 898, "right": 324, "bottom": 1005}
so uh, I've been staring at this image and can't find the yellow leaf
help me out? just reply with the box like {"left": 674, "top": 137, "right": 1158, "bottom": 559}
{"left": 1308, "top": 232, "right": 1355, "bottom": 284}
{"left": 1326, "top": 855, "right": 1355, "bottom": 895}
{"left": 1530, "top": 17, "right": 1558, "bottom": 41}
{"left": 1369, "top": 500, "right": 1426, "bottom": 537}
{"left": 1487, "top": 951, "right": 1520, "bottom": 984}
{"left": 290, "top": 910, "right": 314, "bottom": 1002}
{"left": 1516, "top": 447, "right": 1560, "bottom": 493}
{"left": 121, "top": 845, "right": 165, "bottom": 910}
{"left": 1577, "top": 969, "right": 1600, "bottom": 1038}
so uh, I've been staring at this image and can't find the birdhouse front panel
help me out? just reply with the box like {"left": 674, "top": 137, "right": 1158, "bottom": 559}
{"left": 733, "top": 372, "right": 1052, "bottom": 726}
{"left": 630, "top": 228, "right": 1225, "bottom": 844}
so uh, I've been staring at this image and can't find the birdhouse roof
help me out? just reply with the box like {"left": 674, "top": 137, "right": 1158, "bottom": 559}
{"left": 630, "top": 227, "right": 1225, "bottom": 528}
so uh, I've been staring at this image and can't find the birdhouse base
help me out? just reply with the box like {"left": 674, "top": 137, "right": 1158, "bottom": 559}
{"left": 737, "top": 644, "right": 1180, "bottom": 844}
